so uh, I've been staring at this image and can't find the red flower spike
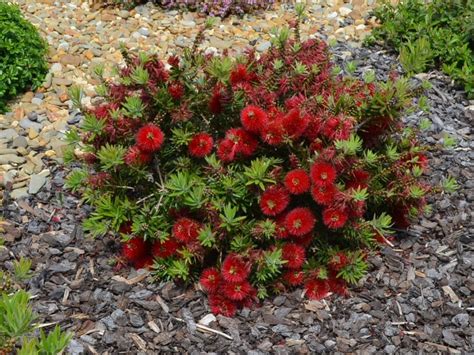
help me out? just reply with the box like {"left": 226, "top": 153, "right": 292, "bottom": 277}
{"left": 217, "top": 138, "right": 238, "bottom": 162}
{"left": 168, "top": 82, "right": 184, "bottom": 100}
{"left": 259, "top": 186, "right": 290, "bottom": 216}
{"left": 322, "top": 207, "right": 349, "bottom": 229}
{"left": 305, "top": 279, "right": 330, "bottom": 300}
{"left": 136, "top": 124, "right": 165, "bottom": 153}
{"left": 327, "top": 277, "right": 349, "bottom": 296}
{"left": 284, "top": 207, "right": 316, "bottom": 236}
{"left": 240, "top": 105, "right": 268, "bottom": 133}
{"left": 223, "top": 280, "right": 253, "bottom": 301}
{"left": 284, "top": 169, "right": 311, "bottom": 195}
{"left": 188, "top": 133, "right": 214, "bottom": 158}
{"left": 310, "top": 162, "right": 337, "bottom": 187}
{"left": 275, "top": 213, "right": 290, "bottom": 239}
{"left": 133, "top": 254, "right": 154, "bottom": 270}
{"left": 122, "top": 238, "right": 148, "bottom": 262}
{"left": 230, "top": 64, "right": 250, "bottom": 86}
{"left": 125, "top": 146, "right": 152, "bottom": 166}
{"left": 283, "top": 270, "right": 305, "bottom": 286}
{"left": 282, "top": 109, "right": 309, "bottom": 139}
{"left": 282, "top": 243, "right": 306, "bottom": 269}
{"left": 221, "top": 254, "right": 250, "bottom": 283}
{"left": 208, "top": 294, "right": 237, "bottom": 317}
{"left": 311, "top": 184, "right": 338, "bottom": 206}
{"left": 328, "top": 252, "right": 349, "bottom": 272}
{"left": 200, "top": 268, "right": 221, "bottom": 294}
{"left": 152, "top": 239, "right": 180, "bottom": 259}
{"left": 172, "top": 217, "right": 201, "bottom": 243}
{"left": 261, "top": 119, "right": 285, "bottom": 146}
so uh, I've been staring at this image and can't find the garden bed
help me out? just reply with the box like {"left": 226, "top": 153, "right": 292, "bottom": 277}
{"left": 2, "top": 42, "right": 472, "bottom": 354}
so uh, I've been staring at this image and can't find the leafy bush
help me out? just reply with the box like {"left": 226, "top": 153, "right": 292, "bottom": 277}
{"left": 367, "top": 0, "right": 474, "bottom": 98}
{"left": 66, "top": 15, "right": 451, "bottom": 316}
{"left": 0, "top": 258, "right": 71, "bottom": 353}
{"left": 0, "top": 2, "right": 48, "bottom": 113}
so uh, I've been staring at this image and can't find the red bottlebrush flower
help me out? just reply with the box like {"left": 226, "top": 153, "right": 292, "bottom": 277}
{"left": 230, "top": 64, "right": 250, "bottom": 86}
{"left": 261, "top": 119, "right": 285, "bottom": 146}
{"left": 415, "top": 153, "right": 429, "bottom": 171}
{"left": 122, "top": 237, "right": 147, "bottom": 262}
{"left": 152, "top": 239, "right": 180, "bottom": 259}
{"left": 284, "top": 207, "right": 316, "bottom": 236}
{"left": 88, "top": 172, "right": 111, "bottom": 188}
{"left": 284, "top": 169, "right": 311, "bottom": 195}
{"left": 305, "top": 279, "right": 330, "bottom": 300}
{"left": 322, "top": 207, "right": 349, "bottom": 229}
{"left": 217, "top": 138, "right": 238, "bottom": 163}
{"left": 92, "top": 103, "right": 116, "bottom": 120}
{"left": 136, "top": 124, "right": 165, "bottom": 153}
{"left": 82, "top": 153, "right": 97, "bottom": 165}
{"left": 259, "top": 186, "right": 290, "bottom": 216}
{"left": 283, "top": 270, "right": 305, "bottom": 286}
{"left": 327, "top": 277, "right": 349, "bottom": 296}
{"left": 240, "top": 105, "right": 268, "bottom": 133}
{"left": 200, "top": 268, "right": 221, "bottom": 294}
{"left": 133, "top": 254, "right": 154, "bottom": 270}
{"left": 346, "top": 169, "right": 370, "bottom": 190}
{"left": 223, "top": 280, "right": 253, "bottom": 301}
{"left": 167, "top": 55, "right": 180, "bottom": 67}
{"left": 284, "top": 95, "right": 305, "bottom": 110}
{"left": 275, "top": 213, "right": 289, "bottom": 239}
{"left": 225, "top": 128, "right": 258, "bottom": 156}
{"left": 282, "top": 243, "right": 306, "bottom": 269}
{"left": 188, "top": 133, "right": 214, "bottom": 158}
{"left": 282, "top": 109, "right": 309, "bottom": 139}
{"left": 208, "top": 294, "right": 237, "bottom": 317}
{"left": 168, "top": 82, "right": 184, "bottom": 100}
{"left": 172, "top": 217, "right": 201, "bottom": 243}
{"left": 125, "top": 145, "right": 152, "bottom": 166}
{"left": 209, "top": 86, "right": 223, "bottom": 114}
{"left": 328, "top": 252, "right": 349, "bottom": 272}
{"left": 239, "top": 133, "right": 259, "bottom": 156}
{"left": 221, "top": 254, "right": 250, "bottom": 283}
{"left": 311, "top": 184, "right": 338, "bottom": 206}
{"left": 310, "top": 162, "right": 337, "bottom": 187}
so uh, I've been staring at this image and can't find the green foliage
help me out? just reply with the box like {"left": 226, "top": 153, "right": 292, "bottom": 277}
{"left": 0, "top": 2, "right": 48, "bottom": 112}
{"left": 369, "top": 0, "right": 474, "bottom": 97}
{"left": 12, "top": 258, "right": 32, "bottom": 282}
{"left": 0, "top": 259, "right": 71, "bottom": 353}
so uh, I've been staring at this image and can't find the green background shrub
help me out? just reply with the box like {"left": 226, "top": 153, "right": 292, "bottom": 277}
{"left": 368, "top": 0, "right": 474, "bottom": 98}
{"left": 0, "top": 2, "right": 48, "bottom": 112}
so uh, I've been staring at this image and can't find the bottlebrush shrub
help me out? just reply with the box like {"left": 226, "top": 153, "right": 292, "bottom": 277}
{"left": 65, "top": 20, "right": 449, "bottom": 317}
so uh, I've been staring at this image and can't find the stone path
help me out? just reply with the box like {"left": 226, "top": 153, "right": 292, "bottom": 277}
{"left": 0, "top": 0, "right": 379, "bottom": 200}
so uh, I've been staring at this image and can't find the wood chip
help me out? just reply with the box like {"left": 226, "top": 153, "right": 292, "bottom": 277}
{"left": 155, "top": 294, "right": 170, "bottom": 313}
{"left": 111, "top": 270, "right": 149, "bottom": 285}
{"left": 198, "top": 313, "right": 217, "bottom": 326}
{"left": 129, "top": 333, "right": 147, "bottom": 351}
{"left": 442, "top": 285, "right": 460, "bottom": 303}
{"left": 147, "top": 320, "right": 161, "bottom": 334}
{"left": 415, "top": 271, "right": 426, "bottom": 278}
{"left": 424, "top": 342, "right": 461, "bottom": 354}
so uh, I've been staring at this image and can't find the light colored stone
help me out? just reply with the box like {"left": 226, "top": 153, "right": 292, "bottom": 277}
{"left": 28, "top": 174, "right": 47, "bottom": 194}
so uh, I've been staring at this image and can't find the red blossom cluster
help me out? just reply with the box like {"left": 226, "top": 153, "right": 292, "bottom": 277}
{"left": 200, "top": 255, "right": 256, "bottom": 316}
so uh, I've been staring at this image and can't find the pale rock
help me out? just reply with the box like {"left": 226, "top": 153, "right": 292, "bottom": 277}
{"left": 28, "top": 174, "right": 47, "bottom": 194}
